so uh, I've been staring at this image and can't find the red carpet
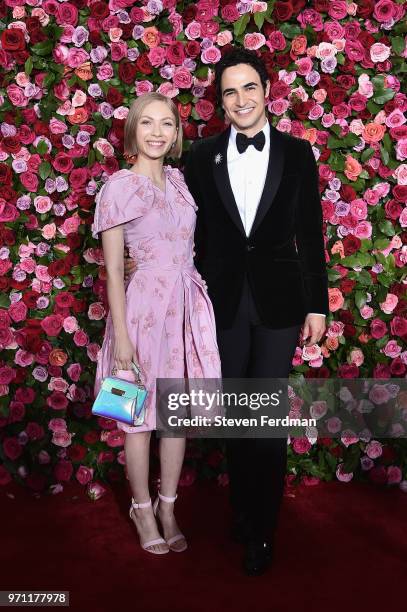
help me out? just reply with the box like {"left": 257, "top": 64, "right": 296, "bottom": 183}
{"left": 1, "top": 480, "right": 406, "bottom": 612}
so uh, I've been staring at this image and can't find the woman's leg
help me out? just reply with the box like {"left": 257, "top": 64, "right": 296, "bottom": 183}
{"left": 156, "top": 436, "right": 187, "bottom": 550}
{"left": 125, "top": 431, "right": 169, "bottom": 553}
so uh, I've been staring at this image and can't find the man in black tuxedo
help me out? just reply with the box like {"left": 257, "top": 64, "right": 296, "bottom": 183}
{"left": 182, "top": 49, "right": 329, "bottom": 575}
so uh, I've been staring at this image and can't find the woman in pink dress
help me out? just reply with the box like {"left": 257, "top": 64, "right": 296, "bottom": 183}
{"left": 92, "top": 93, "right": 222, "bottom": 555}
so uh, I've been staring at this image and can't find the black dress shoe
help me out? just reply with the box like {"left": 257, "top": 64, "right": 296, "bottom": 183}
{"left": 243, "top": 540, "right": 273, "bottom": 576}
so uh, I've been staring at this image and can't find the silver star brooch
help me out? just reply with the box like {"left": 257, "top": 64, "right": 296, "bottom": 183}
{"left": 214, "top": 153, "right": 222, "bottom": 165}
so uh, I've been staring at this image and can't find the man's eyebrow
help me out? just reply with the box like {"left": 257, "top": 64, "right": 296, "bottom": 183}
{"left": 222, "top": 82, "right": 259, "bottom": 95}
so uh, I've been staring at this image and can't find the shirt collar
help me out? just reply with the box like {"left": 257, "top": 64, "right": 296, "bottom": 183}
{"left": 229, "top": 118, "right": 270, "bottom": 153}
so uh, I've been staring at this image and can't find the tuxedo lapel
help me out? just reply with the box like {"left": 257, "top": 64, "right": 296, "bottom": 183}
{"left": 249, "top": 123, "right": 285, "bottom": 237}
{"left": 212, "top": 126, "right": 245, "bottom": 235}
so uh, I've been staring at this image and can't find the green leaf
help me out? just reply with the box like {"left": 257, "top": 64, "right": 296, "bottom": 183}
{"left": 379, "top": 220, "right": 395, "bottom": 236}
{"left": 25, "top": 57, "right": 33, "bottom": 76}
{"left": 327, "top": 269, "right": 342, "bottom": 282}
{"left": 279, "top": 23, "right": 301, "bottom": 39}
{"left": 254, "top": 12, "right": 265, "bottom": 30}
{"left": 39, "top": 162, "right": 51, "bottom": 180}
{"left": 367, "top": 100, "right": 381, "bottom": 115}
{"left": 357, "top": 270, "right": 374, "bottom": 286}
{"left": 341, "top": 252, "right": 375, "bottom": 268}
{"left": 355, "top": 291, "right": 366, "bottom": 309}
{"left": 233, "top": 13, "right": 250, "bottom": 38}
{"left": 380, "top": 145, "right": 389, "bottom": 166}
{"left": 344, "top": 133, "right": 361, "bottom": 147}
{"left": 0, "top": 294, "right": 10, "bottom": 308}
{"left": 382, "top": 132, "right": 392, "bottom": 152}
{"left": 327, "top": 151, "right": 345, "bottom": 171}
{"left": 361, "top": 148, "right": 375, "bottom": 163}
{"left": 36, "top": 140, "right": 48, "bottom": 155}
{"left": 32, "top": 40, "right": 53, "bottom": 56}
{"left": 374, "top": 238, "right": 391, "bottom": 250}
{"left": 391, "top": 36, "right": 405, "bottom": 56}
{"left": 373, "top": 88, "right": 395, "bottom": 105}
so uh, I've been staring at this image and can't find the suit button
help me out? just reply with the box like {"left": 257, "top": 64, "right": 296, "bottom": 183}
{"left": 246, "top": 244, "right": 254, "bottom": 251}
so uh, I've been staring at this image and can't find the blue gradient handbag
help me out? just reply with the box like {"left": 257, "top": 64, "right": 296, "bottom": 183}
{"left": 92, "top": 361, "right": 147, "bottom": 427}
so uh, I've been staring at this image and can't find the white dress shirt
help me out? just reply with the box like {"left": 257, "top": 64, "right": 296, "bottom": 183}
{"left": 227, "top": 119, "right": 325, "bottom": 319}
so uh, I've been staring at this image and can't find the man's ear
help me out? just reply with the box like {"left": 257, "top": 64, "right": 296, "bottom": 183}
{"left": 265, "top": 80, "right": 270, "bottom": 100}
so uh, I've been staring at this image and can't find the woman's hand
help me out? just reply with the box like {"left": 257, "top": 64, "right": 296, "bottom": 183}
{"left": 113, "top": 334, "right": 137, "bottom": 371}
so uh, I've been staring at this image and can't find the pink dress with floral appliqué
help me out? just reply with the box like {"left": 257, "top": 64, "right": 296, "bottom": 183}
{"left": 91, "top": 165, "right": 222, "bottom": 433}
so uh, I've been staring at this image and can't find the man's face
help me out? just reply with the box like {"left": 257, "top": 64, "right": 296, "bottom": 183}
{"left": 220, "top": 63, "right": 270, "bottom": 137}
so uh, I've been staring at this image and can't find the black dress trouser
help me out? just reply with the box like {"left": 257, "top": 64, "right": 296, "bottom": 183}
{"left": 216, "top": 276, "right": 302, "bottom": 542}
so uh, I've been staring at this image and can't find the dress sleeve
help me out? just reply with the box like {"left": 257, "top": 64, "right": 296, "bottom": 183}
{"left": 91, "top": 171, "right": 154, "bottom": 239}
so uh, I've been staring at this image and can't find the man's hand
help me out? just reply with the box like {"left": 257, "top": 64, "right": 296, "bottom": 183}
{"left": 301, "top": 314, "right": 326, "bottom": 347}
{"left": 123, "top": 248, "right": 137, "bottom": 281}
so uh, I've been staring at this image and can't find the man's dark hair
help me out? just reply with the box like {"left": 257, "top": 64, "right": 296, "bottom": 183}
{"left": 214, "top": 48, "right": 269, "bottom": 103}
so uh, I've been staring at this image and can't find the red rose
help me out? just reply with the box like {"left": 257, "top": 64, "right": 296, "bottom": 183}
{"left": 129, "top": 6, "right": 144, "bottom": 23}
{"left": 106, "top": 87, "right": 123, "bottom": 107}
{"left": 270, "top": 80, "right": 291, "bottom": 100}
{"left": 182, "top": 3, "right": 196, "bottom": 24}
{"left": 41, "top": 314, "right": 64, "bottom": 336}
{"left": 370, "top": 318, "right": 387, "bottom": 339}
{"left": 25, "top": 422, "right": 45, "bottom": 440}
{"left": 274, "top": 1, "right": 293, "bottom": 21}
{"left": 338, "top": 363, "right": 359, "bottom": 378}
{"left": 136, "top": 53, "right": 153, "bottom": 75}
{"left": 118, "top": 60, "right": 138, "bottom": 84}
{"left": 385, "top": 199, "right": 402, "bottom": 220}
{"left": 392, "top": 185, "right": 407, "bottom": 203}
{"left": 52, "top": 152, "right": 74, "bottom": 173}
{"left": 84, "top": 430, "right": 100, "bottom": 444}
{"left": 2, "top": 437, "right": 22, "bottom": 460}
{"left": 390, "top": 316, "right": 407, "bottom": 337}
{"left": 15, "top": 386, "right": 35, "bottom": 404}
{"left": 390, "top": 358, "right": 406, "bottom": 376}
{"left": 54, "top": 460, "right": 73, "bottom": 482}
{"left": 221, "top": 4, "right": 240, "bottom": 22}
{"left": 67, "top": 443, "right": 87, "bottom": 461}
{"left": 327, "top": 86, "right": 347, "bottom": 105}
{"left": 166, "top": 42, "right": 185, "bottom": 66}
{"left": 47, "top": 391, "right": 69, "bottom": 410}
{"left": 340, "top": 279, "right": 356, "bottom": 295}
{"left": 185, "top": 40, "right": 200, "bottom": 58}
{"left": 69, "top": 167, "right": 88, "bottom": 189}
{"left": 342, "top": 235, "right": 361, "bottom": 256}
{"left": 0, "top": 163, "right": 12, "bottom": 185}
{"left": 90, "top": 1, "right": 110, "bottom": 19}
{"left": 340, "top": 184, "right": 357, "bottom": 202}
{"left": 1, "top": 29, "right": 25, "bottom": 51}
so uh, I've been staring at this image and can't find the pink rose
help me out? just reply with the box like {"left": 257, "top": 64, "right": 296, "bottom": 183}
{"left": 340, "top": 429, "right": 359, "bottom": 447}
{"left": 336, "top": 463, "right": 353, "bottom": 482}
{"left": 20, "top": 172, "right": 39, "bottom": 192}
{"left": 67, "top": 363, "right": 82, "bottom": 382}
{"left": 195, "top": 99, "right": 214, "bottom": 121}
{"left": 268, "top": 31, "right": 286, "bottom": 51}
{"left": 365, "top": 440, "right": 383, "bottom": 459}
{"left": 379, "top": 293, "right": 398, "bottom": 314}
{"left": 76, "top": 466, "right": 94, "bottom": 485}
{"left": 48, "top": 418, "right": 68, "bottom": 433}
{"left": 216, "top": 30, "right": 233, "bottom": 47}
{"left": 185, "top": 21, "right": 201, "bottom": 40}
{"left": 59, "top": 215, "right": 81, "bottom": 236}
{"left": 88, "top": 302, "right": 105, "bottom": 320}
{"left": 292, "top": 437, "right": 312, "bottom": 455}
{"left": 370, "top": 43, "right": 391, "bottom": 63}
{"left": 148, "top": 46, "right": 166, "bottom": 67}
{"left": 383, "top": 340, "right": 401, "bottom": 358}
{"left": 34, "top": 196, "right": 53, "bottom": 214}
{"left": 201, "top": 46, "right": 221, "bottom": 64}
{"left": 87, "top": 481, "right": 106, "bottom": 500}
{"left": 173, "top": 67, "right": 193, "bottom": 89}
{"left": 6, "top": 84, "right": 28, "bottom": 107}
{"left": 135, "top": 80, "right": 154, "bottom": 96}
{"left": 73, "top": 329, "right": 89, "bottom": 346}
{"left": 348, "top": 348, "right": 364, "bottom": 366}
{"left": 52, "top": 430, "right": 73, "bottom": 447}
{"left": 387, "top": 465, "right": 402, "bottom": 485}
{"left": 243, "top": 33, "right": 266, "bottom": 51}
{"left": 370, "top": 318, "right": 387, "bottom": 339}
{"left": 156, "top": 82, "right": 179, "bottom": 98}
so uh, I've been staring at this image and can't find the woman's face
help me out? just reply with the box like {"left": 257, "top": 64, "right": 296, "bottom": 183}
{"left": 135, "top": 100, "right": 178, "bottom": 160}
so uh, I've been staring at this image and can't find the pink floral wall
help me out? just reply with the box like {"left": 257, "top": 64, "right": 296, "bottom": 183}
{"left": 0, "top": 0, "right": 406, "bottom": 496}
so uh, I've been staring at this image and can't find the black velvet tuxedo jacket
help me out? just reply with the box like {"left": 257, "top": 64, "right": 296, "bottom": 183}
{"left": 183, "top": 122, "right": 329, "bottom": 330}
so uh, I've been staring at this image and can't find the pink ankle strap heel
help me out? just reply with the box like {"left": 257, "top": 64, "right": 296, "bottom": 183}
{"left": 153, "top": 491, "right": 188, "bottom": 553}
{"left": 129, "top": 497, "right": 169, "bottom": 555}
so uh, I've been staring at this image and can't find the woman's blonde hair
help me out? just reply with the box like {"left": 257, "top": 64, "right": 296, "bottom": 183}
{"left": 124, "top": 92, "right": 183, "bottom": 159}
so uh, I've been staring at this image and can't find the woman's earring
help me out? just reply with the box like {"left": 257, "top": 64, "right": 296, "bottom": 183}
{"left": 123, "top": 153, "right": 137, "bottom": 163}
{"left": 171, "top": 142, "right": 176, "bottom": 148}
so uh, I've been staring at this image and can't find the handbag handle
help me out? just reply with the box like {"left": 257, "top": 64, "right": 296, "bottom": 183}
{"left": 111, "top": 361, "right": 143, "bottom": 385}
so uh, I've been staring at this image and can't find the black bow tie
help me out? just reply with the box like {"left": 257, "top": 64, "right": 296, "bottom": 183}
{"left": 235, "top": 130, "right": 266, "bottom": 154}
